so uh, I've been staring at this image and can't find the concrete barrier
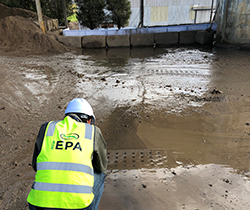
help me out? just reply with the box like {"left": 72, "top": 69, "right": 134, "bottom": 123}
{"left": 82, "top": 35, "right": 106, "bottom": 48}
{"left": 155, "top": 32, "right": 179, "bottom": 46}
{"left": 131, "top": 33, "right": 154, "bottom": 47}
{"left": 179, "top": 31, "right": 197, "bottom": 44}
{"left": 58, "top": 29, "right": 214, "bottom": 49}
{"left": 57, "top": 36, "right": 82, "bottom": 48}
{"left": 195, "top": 30, "right": 215, "bottom": 45}
{"left": 107, "top": 35, "right": 130, "bottom": 48}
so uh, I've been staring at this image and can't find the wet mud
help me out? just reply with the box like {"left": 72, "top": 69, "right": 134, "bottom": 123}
{"left": 0, "top": 47, "right": 250, "bottom": 209}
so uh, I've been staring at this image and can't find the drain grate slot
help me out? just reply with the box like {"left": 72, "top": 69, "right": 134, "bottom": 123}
{"left": 107, "top": 148, "right": 167, "bottom": 170}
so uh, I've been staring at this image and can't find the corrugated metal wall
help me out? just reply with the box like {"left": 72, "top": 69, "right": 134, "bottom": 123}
{"left": 129, "top": 0, "right": 216, "bottom": 27}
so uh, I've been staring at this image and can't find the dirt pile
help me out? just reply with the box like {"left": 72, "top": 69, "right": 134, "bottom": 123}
{"left": 0, "top": 3, "right": 37, "bottom": 20}
{"left": 0, "top": 4, "right": 68, "bottom": 55}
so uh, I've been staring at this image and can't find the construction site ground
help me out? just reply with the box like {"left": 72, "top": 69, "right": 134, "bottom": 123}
{"left": 1, "top": 3, "right": 250, "bottom": 210}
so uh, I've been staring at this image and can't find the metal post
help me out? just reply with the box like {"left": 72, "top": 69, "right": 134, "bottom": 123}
{"left": 140, "top": 0, "right": 144, "bottom": 27}
{"left": 62, "top": 0, "right": 69, "bottom": 28}
{"left": 194, "top": 10, "right": 197, "bottom": 24}
{"left": 210, "top": 0, "right": 214, "bottom": 23}
{"left": 35, "top": 0, "right": 45, "bottom": 33}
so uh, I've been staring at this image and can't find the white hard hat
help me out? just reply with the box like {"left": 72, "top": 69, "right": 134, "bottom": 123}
{"left": 65, "top": 98, "right": 96, "bottom": 124}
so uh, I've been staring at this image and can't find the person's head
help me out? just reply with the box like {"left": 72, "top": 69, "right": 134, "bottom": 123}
{"left": 65, "top": 98, "right": 95, "bottom": 124}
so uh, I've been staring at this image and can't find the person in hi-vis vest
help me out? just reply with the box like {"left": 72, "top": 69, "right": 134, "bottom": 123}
{"left": 27, "top": 98, "right": 108, "bottom": 210}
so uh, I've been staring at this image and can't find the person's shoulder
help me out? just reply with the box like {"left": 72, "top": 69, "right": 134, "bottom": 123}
{"left": 94, "top": 125, "right": 101, "bottom": 133}
{"left": 41, "top": 121, "right": 50, "bottom": 127}
{"left": 94, "top": 125, "right": 105, "bottom": 136}
{"left": 41, "top": 119, "right": 61, "bottom": 127}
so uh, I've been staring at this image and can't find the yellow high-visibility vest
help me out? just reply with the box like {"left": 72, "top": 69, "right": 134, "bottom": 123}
{"left": 27, "top": 116, "right": 95, "bottom": 209}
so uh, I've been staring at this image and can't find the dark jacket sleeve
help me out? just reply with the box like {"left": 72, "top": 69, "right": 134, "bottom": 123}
{"left": 92, "top": 126, "right": 108, "bottom": 173}
{"left": 31, "top": 122, "right": 49, "bottom": 172}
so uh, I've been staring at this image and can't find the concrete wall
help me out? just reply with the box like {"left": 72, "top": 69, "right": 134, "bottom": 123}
{"left": 179, "top": 31, "right": 197, "bottom": 44}
{"left": 216, "top": 0, "right": 250, "bottom": 44}
{"left": 57, "top": 36, "right": 82, "bottom": 48}
{"left": 82, "top": 35, "right": 106, "bottom": 49}
{"left": 195, "top": 30, "right": 214, "bottom": 45}
{"left": 107, "top": 35, "right": 130, "bottom": 48}
{"left": 131, "top": 33, "right": 155, "bottom": 47}
{"left": 155, "top": 32, "right": 179, "bottom": 46}
{"left": 58, "top": 30, "right": 214, "bottom": 49}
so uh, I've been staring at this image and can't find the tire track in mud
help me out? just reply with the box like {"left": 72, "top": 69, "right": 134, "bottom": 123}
{"left": 145, "top": 66, "right": 211, "bottom": 78}
{"left": 127, "top": 60, "right": 214, "bottom": 113}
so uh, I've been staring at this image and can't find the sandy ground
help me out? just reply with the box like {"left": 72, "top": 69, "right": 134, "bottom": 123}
{"left": 0, "top": 46, "right": 250, "bottom": 210}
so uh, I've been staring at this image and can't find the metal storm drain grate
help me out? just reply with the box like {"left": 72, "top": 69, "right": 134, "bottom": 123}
{"left": 103, "top": 149, "right": 170, "bottom": 210}
{"left": 107, "top": 148, "right": 167, "bottom": 170}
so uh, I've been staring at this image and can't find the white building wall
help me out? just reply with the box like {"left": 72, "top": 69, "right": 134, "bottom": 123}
{"left": 129, "top": 0, "right": 216, "bottom": 27}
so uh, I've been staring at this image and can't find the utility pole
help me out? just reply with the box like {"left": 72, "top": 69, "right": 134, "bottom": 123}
{"left": 62, "top": 0, "right": 69, "bottom": 28}
{"left": 138, "top": 0, "right": 144, "bottom": 28}
{"left": 35, "top": 0, "right": 45, "bottom": 33}
{"left": 140, "top": 0, "right": 144, "bottom": 27}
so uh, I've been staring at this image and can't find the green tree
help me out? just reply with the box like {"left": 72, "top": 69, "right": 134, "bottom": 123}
{"left": 41, "top": 0, "right": 74, "bottom": 25}
{"left": 0, "top": 0, "right": 74, "bottom": 26}
{"left": 0, "top": 0, "right": 35, "bottom": 10}
{"left": 107, "top": 0, "right": 131, "bottom": 29}
{"left": 75, "top": 0, "right": 106, "bottom": 30}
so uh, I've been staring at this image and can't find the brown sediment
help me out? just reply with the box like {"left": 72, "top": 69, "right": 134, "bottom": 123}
{"left": 0, "top": 3, "right": 69, "bottom": 56}
{"left": 1, "top": 32, "right": 250, "bottom": 209}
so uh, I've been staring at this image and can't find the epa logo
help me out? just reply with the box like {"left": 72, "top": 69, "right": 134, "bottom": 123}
{"left": 60, "top": 133, "right": 79, "bottom": 140}
{"left": 51, "top": 133, "right": 82, "bottom": 151}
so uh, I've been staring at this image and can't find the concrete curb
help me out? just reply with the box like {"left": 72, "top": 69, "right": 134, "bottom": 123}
{"left": 179, "top": 31, "right": 197, "bottom": 44}
{"left": 59, "top": 30, "right": 214, "bottom": 49}
{"left": 57, "top": 36, "right": 82, "bottom": 48}
{"left": 131, "top": 33, "right": 155, "bottom": 47}
{"left": 155, "top": 32, "right": 179, "bottom": 46}
{"left": 107, "top": 35, "right": 130, "bottom": 48}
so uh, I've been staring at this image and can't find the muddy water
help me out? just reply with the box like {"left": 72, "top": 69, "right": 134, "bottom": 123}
{"left": 1, "top": 46, "right": 250, "bottom": 209}
{"left": 76, "top": 47, "right": 250, "bottom": 173}
{"left": 80, "top": 47, "right": 250, "bottom": 209}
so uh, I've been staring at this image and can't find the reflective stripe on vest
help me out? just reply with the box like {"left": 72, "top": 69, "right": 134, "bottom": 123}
{"left": 32, "top": 182, "right": 92, "bottom": 194}
{"left": 85, "top": 124, "right": 93, "bottom": 140}
{"left": 37, "top": 162, "right": 93, "bottom": 175}
{"left": 46, "top": 121, "right": 60, "bottom": 137}
{"left": 27, "top": 116, "right": 95, "bottom": 209}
